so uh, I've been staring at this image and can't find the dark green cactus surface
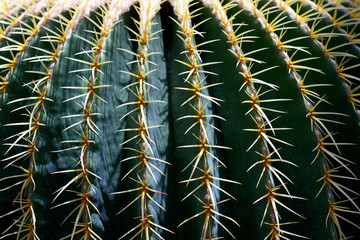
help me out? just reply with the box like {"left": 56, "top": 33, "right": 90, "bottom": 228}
{"left": 0, "top": 0, "right": 360, "bottom": 239}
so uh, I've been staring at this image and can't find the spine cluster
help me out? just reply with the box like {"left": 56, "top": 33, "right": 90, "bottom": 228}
{"left": 0, "top": 0, "right": 359, "bottom": 239}
{"left": 170, "top": 0, "right": 240, "bottom": 239}
{"left": 0, "top": 1, "right": 77, "bottom": 238}
{"left": 269, "top": 0, "right": 360, "bottom": 237}
{"left": 203, "top": 0, "right": 307, "bottom": 238}
{"left": 113, "top": 0, "right": 173, "bottom": 239}
{"left": 232, "top": 0, "right": 360, "bottom": 238}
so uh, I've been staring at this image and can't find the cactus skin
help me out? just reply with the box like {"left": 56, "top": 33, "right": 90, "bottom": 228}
{"left": 0, "top": 0, "right": 360, "bottom": 239}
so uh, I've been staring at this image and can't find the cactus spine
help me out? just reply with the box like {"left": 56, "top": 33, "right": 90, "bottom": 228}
{"left": 0, "top": 0, "right": 359, "bottom": 239}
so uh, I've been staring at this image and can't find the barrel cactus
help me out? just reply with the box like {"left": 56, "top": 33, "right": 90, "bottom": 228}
{"left": 0, "top": 0, "right": 359, "bottom": 239}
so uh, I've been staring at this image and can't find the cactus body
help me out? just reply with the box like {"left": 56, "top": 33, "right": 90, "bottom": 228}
{"left": 0, "top": 0, "right": 360, "bottom": 239}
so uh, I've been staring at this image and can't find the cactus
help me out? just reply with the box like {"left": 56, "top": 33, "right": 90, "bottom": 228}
{"left": 0, "top": 0, "right": 360, "bottom": 239}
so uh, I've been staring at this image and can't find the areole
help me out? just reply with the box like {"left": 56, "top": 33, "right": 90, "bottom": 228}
{"left": 0, "top": 0, "right": 359, "bottom": 239}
